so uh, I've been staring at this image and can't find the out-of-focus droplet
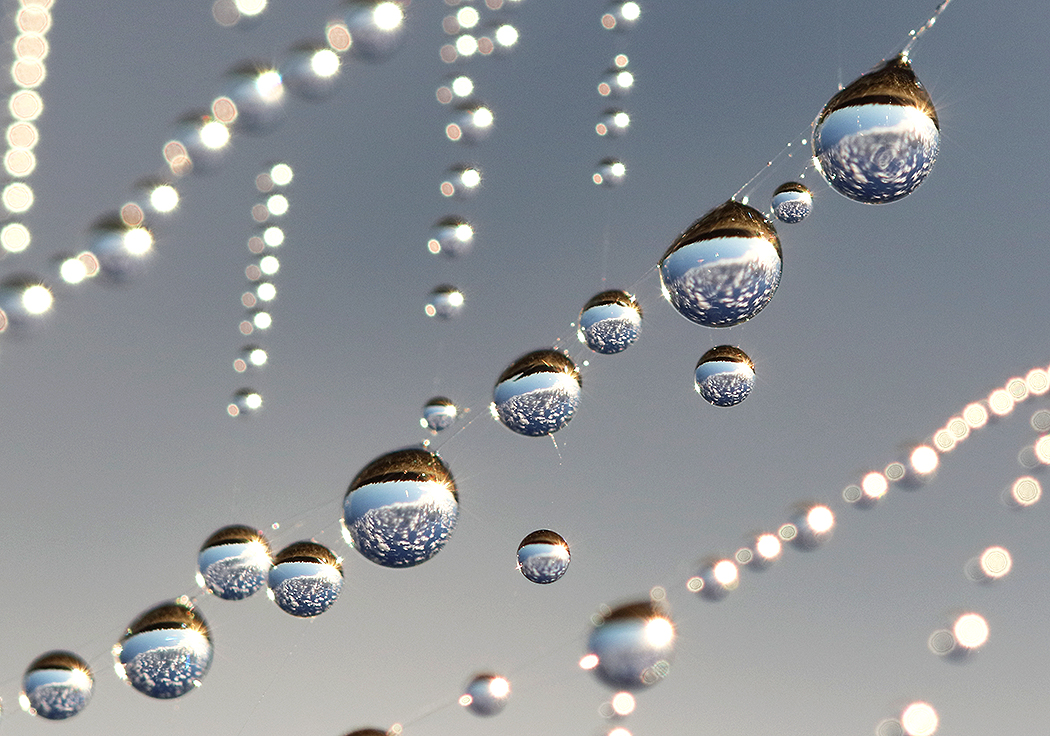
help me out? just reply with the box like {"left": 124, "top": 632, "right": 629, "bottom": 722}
{"left": 113, "top": 601, "right": 212, "bottom": 699}
{"left": 813, "top": 54, "right": 939, "bottom": 204}
{"left": 88, "top": 216, "right": 154, "bottom": 282}
{"left": 771, "top": 181, "right": 813, "bottom": 223}
{"left": 449, "top": 102, "right": 494, "bottom": 144}
{"left": 441, "top": 164, "right": 482, "bottom": 197}
{"left": 281, "top": 42, "right": 341, "bottom": 100}
{"left": 344, "top": 0, "right": 406, "bottom": 61}
{"left": 421, "top": 396, "right": 458, "bottom": 433}
{"left": 0, "top": 275, "right": 52, "bottom": 334}
{"left": 900, "top": 702, "right": 938, "bottom": 736}
{"left": 197, "top": 525, "right": 272, "bottom": 601}
{"left": 601, "top": 1, "right": 640, "bottom": 30}
{"left": 343, "top": 448, "right": 459, "bottom": 568}
{"left": 19, "top": 651, "right": 92, "bottom": 720}
{"left": 659, "top": 200, "right": 782, "bottom": 328}
{"left": 461, "top": 673, "right": 511, "bottom": 716}
{"left": 687, "top": 558, "right": 739, "bottom": 601}
{"left": 492, "top": 349, "right": 582, "bottom": 436}
{"left": 228, "top": 388, "right": 263, "bottom": 417}
{"left": 593, "top": 157, "right": 626, "bottom": 186}
{"left": 965, "top": 545, "right": 1011, "bottom": 583}
{"left": 788, "top": 504, "right": 834, "bottom": 550}
{"left": 343, "top": 730, "right": 388, "bottom": 736}
{"left": 172, "top": 112, "right": 231, "bottom": 174}
{"left": 517, "top": 529, "right": 570, "bottom": 584}
{"left": 596, "top": 108, "right": 630, "bottom": 137}
{"left": 586, "top": 600, "right": 674, "bottom": 691}
{"left": 221, "top": 63, "right": 285, "bottom": 134}
{"left": 267, "top": 541, "right": 343, "bottom": 617}
{"left": 137, "top": 178, "right": 179, "bottom": 214}
{"left": 694, "top": 345, "right": 756, "bottom": 407}
{"left": 427, "top": 216, "right": 474, "bottom": 257}
{"left": 425, "top": 284, "right": 465, "bottom": 319}
{"left": 1005, "top": 475, "right": 1041, "bottom": 508}
{"left": 597, "top": 66, "right": 633, "bottom": 97}
{"left": 737, "top": 532, "right": 782, "bottom": 569}
{"left": 578, "top": 290, "right": 642, "bottom": 355}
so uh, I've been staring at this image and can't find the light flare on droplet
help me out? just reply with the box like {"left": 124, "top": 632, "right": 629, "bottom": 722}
{"left": 901, "top": 702, "right": 938, "bottom": 736}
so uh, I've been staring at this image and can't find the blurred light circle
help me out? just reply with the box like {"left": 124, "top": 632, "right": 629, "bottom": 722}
{"left": 3, "top": 182, "right": 33, "bottom": 212}
{"left": 900, "top": 702, "right": 938, "bottom": 736}
{"left": 1, "top": 222, "right": 30, "bottom": 252}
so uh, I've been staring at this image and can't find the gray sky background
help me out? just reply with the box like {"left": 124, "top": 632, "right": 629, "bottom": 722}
{"left": 0, "top": 0, "right": 1048, "bottom": 734}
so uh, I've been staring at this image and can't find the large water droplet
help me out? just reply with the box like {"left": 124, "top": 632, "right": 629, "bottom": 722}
{"left": 586, "top": 601, "right": 674, "bottom": 690}
{"left": 19, "top": 651, "right": 92, "bottom": 720}
{"left": 492, "top": 349, "right": 582, "bottom": 436}
{"left": 343, "top": 448, "right": 459, "bottom": 567}
{"left": 578, "top": 290, "right": 642, "bottom": 354}
{"left": 659, "top": 200, "right": 782, "bottom": 327}
{"left": 268, "top": 541, "right": 344, "bottom": 617}
{"left": 694, "top": 345, "right": 756, "bottom": 407}
{"left": 517, "top": 529, "right": 570, "bottom": 584}
{"left": 343, "top": 0, "right": 406, "bottom": 62}
{"left": 461, "top": 673, "right": 511, "bottom": 716}
{"left": 813, "top": 54, "right": 939, "bottom": 204}
{"left": 771, "top": 181, "right": 813, "bottom": 223}
{"left": 197, "top": 524, "right": 273, "bottom": 600}
{"left": 114, "top": 601, "right": 213, "bottom": 699}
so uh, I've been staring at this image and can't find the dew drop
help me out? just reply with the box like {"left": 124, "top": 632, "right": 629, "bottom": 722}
{"left": 694, "top": 345, "right": 756, "bottom": 407}
{"left": 461, "top": 673, "right": 511, "bottom": 716}
{"left": 113, "top": 601, "right": 213, "bottom": 699}
{"left": 492, "top": 349, "right": 582, "bottom": 436}
{"left": 659, "top": 200, "right": 782, "bottom": 327}
{"left": 427, "top": 216, "right": 475, "bottom": 257}
{"left": 771, "top": 181, "right": 813, "bottom": 223}
{"left": 577, "top": 289, "right": 642, "bottom": 355}
{"left": 343, "top": 0, "right": 406, "bottom": 62}
{"left": 425, "top": 284, "right": 465, "bottom": 319}
{"left": 517, "top": 529, "right": 570, "bottom": 584}
{"left": 267, "top": 541, "right": 344, "bottom": 617}
{"left": 221, "top": 63, "right": 285, "bottom": 134}
{"left": 20, "top": 651, "right": 92, "bottom": 719}
{"left": 421, "top": 396, "right": 458, "bottom": 433}
{"left": 586, "top": 601, "right": 674, "bottom": 691}
{"left": 343, "top": 448, "right": 459, "bottom": 567}
{"left": 281, "top": 42, "right": 342, "bottom": 101}
{"left": 813, "top": 54, "right": 939, "bottom": 204}
{"left": 197, "top": 524, "right": 273, "bottom": 601}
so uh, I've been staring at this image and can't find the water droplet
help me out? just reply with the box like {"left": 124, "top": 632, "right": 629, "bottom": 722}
{"left": 197, "top": 525, "right": 273, "bottom": 600}
{"left": 813, "top": 54, "right": 939, "bottom": 204}
{"left": 492, "top": 349, "right": 582, "bottom": 436}
{"left": 694, "top": 345, "right": 756, "bottom": 407}
{"left": 281, "top": 42, "right": 341, "bottom": 101}
{"left": 965, "top": 545, "right": 1011, "bottom": 583}
{"left": 517, "top": 529, "right": 570, "bottom": 584}
{"left": 601, "top": 1, "right": 640, "bottom": 31}
{"left": 596, "top": 108, "right": 630, "bottom": 137}
{"left": 88, "top": 215, "right": 154, "bottom": 282}
{"left": 771, "top": 181, "right": 813, "bottom": 223}
{"left": 788, "top": 504, "right": 834, "bottom": 550}
{"left": 689, "top": 558, "right": 739, "bottom": 601}
{"left": 1005, "top": 475, "right": 1041, "bottom": 508}
{"left": 221, "top": 63, "right": 285, "bottom": 134}
{"left": 598, "top": 66, "right": 634, "bottom": 97}
{"left": 659, "top": 200, "right": 782, "bottom": 327}
{"left": 0, "top": 275, "right": 52, "bottom": 334}
{"left": 593, "top": 157, "right": 626, "bottom": 186}
{"left": 425, "top": 285, "right": 465, "bottom": 319}
{"left": 586, "top": 601, "right": 674, "bottom": 690}
{"left": 172, "top": 111, "right": 230, "bottom": 174}
{"left": 113, "top": 601, "right": 213, "bottom": 699}
{"left": 421, "top": 396, "right": 458, "bottom": 432}
{"left": 441, "top": 164, "right": 482, "bottom": 197}
{"left": 449, "top": 102, "right": 494, "bottom": 143}
{"left": 344, "top": 0, "right": 406, "bottom": 62}
{"left": 427, "top": 216, "right": 475, "bottom": 257}
{"left": 461, "top": 673, "right": 511, "bottom": 716}
{"left": 343, "top": 448, "right": 459, "bottom": 567}
{"left": 577, "top": 290, "right": 642, "bottom": 354}
{"left": 228, "top": 388, "right": 263, "bottom": 417}
{"left": 900, "top": 701, "right": 938, "bottom": 736}
{"left": 267, "top": 541, "right": 344, "bottom": 617}
{"left": 19, "top": 651, "right": 92, "bottom": 719}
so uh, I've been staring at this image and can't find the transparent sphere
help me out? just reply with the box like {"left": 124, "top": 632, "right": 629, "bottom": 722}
{"left": 659, "top": 200, "right": 782, "bottom": 327}
{"left": 281, "top": 41, "right": 341, "bottom": 101}
{"left": 448, "top": 102, "right": 494, "bottom": 144}
{"left": 493, "top": 349, "right": 582, "bottom": 436}
{"left": 441, "top": 164, "right": 483, "bottom": 198}
{"left": 197, "top": 525, "right": 272, "bottom": 601}
{"left": 421, "top": 396, "right": 458, "bottom": 433}
{"left": 461, "top": 673, "right": 511, "bottom": 716}
{"left": 601, "top": 1, "right": 641, "bottom": 31}
{"left": 694, "top": 345, "right": 756, "bottom": 407}
{"left": 596, "top": 108, "right": 630, "bottom": 137}
{"left": 114, "top": 601, "right": 213, "bottom": 699}
{"left": 788, "top": 504, "right": 835, "bottom": 550}
{"left": 268, "top": 541, "right": 344, "bottom": 617}
{"left": 578, "top": 290, "right": 642, "bottom": 354}
{"left": 343, "top": 448, "right": 459, "bottom": 568}
{"left": 517, "top": 529, "right": 570, "bottom": 584}
{"left": 88, "top": 215, "right": 154, "bottom": 282}
{"left": 771, "top": 181, "right": 813, "bottom": 223}
{"left": 221, "top": 63, "right": 285, "bottom": 134}
{"left": 228, "top": 388, "right": 263, "bottom": 417}
{"left": 813, "top": 54, "right": 939, "bottom": 204}
{"left": 171, "top": 111, "right": 230, "bottom": 174}
{"left": 427, "top": 216, "right": 475, "bottom": 257}
{"left": 598, "top": 66, "right": 634, "bottom": 97}
{"left": 0, "top": 274, "right": 52, "bottom": 335}
{"left": 425, "top": 284, "right": 465, "bottom": 319}
{"left": 593, "top": 157, "right": 626, "bottom": 186}
{"left": 343, "top": 0, "right": 406, "bottom": 61}
{"left": 688, "top": 558, "right": 739, "bottom": 601}
{"left": 20, "top": 651, "right": 92, "bottom": 720}
{"left": 586, "top": 601, "right": 674, "bottom": 691}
